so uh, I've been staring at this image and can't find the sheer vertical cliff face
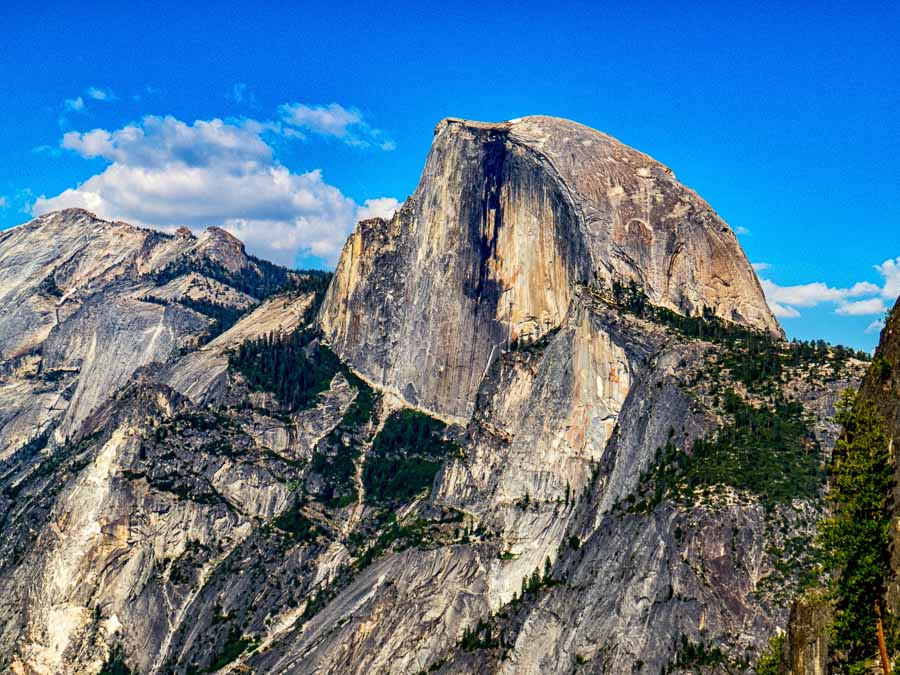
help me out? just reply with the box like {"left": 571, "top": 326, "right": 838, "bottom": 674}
{"left": 320, "top": 116, "right": 779, "bottom": 421}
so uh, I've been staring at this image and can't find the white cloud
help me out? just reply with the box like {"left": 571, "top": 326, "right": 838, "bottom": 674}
{"left": 0, "top": 196, "right": 7, "bottom": 208}
{"left": 60, "top": 116, "right": 274, "bottom": 168}
{"left": 64, "top": 96, "right": 85, "bottom": 112}
{"left": 32, "top": 144, "right": 61, "bottom": 156}
{"left": 769, "top": 301, "right": 801, "bottom": 318}
{"left": 278, "top": 102, "right": 395, "bottom": 150}
{"left": 760, "top": 277, "right": 887, "bottom": 319}
{"left": 836, "top": 297, "right": 887, "bottom": 316}
{"left": 848, "top": 281, "right": 882, "bottom": 296}
{"left": 760, "top": 279, "right": 850, "bottom": 308}
{"left": 59, "top": 87, "right": 116, "bottom": 127}
{"left": 86, "top": 86, "right": 115, "bottom": 101}
{"left": 356, "top": 197, "right": 401, "bottom": 222}
{"left": 865, "top": 319, "right": 886, "bottom": 334}
{"left": 32, "top": 114, "right": 396, "bottom": 267}
{"left": 876, "top": 257, "right": 900, "bottom": 301}
{"left": 280, "top": 103, "right": 360, "bottom": 136}
{"left": 735, "top": 225, "right": 750, "bottom": 235}
{"left": 752, "top": 262, "right": 770, "bottom": 272}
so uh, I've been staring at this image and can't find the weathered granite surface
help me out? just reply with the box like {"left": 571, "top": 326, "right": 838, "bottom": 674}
{"left": 321, "top": 116, "right": 779, "bottom": 421}
{"left": 0, "top": 117, "right": 866, "bottom": 675}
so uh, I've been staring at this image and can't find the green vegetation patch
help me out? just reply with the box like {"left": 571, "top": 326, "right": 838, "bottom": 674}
{"left": 208, "top": 627, "right": 259, "bottom": 671}
{"left": 818, "top": 391, "right": 894, "bottom": 671}
{"left": 99, "top": 645, "right": 132, "bottom": 675}
{"left": 460, "top": 619, "right": 500, "bottom": 651}
{"left": 755, "top": 632, "right": 785, "bottom": 675}
{"left": 591, "top": 280, "right": 869, "bottom": 391}
{"left": 151, "top": 255, "right": 294, "bottom": 301}
{"left": 665, "top": 636, "right": 749, "bottom": 673}
{"left": 629, "top": 391, "right": 822, "bottom": 510}
{"left": 272, "top": 506, "right": 319, "bottom": 542}
{"left": 230, "top": 331, "right": 342, "bottom": 413}
{"left": 309, "top": 368, "right": 378, "bottom": 508}
{"left": 363, "top": 409, "right": 460, "bottom": 504}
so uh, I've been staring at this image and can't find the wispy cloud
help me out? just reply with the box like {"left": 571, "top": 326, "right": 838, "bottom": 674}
{"left": 865, "top": 319, "right": 886, "bottom": 334}
{"left": 356, "top": 197, "right": 401, "bottom": 222}
{"left": 760, "top": 261, "right": 898, "bottom": 320}
{"left": 0, "top": 196, "right": 7, "bottom": 208}
{"left": 768, "top": 300, "right": 800, "bottom": 319}
{"left": 64, "top": 96, "right": 85, "bottom": 112}
{"left": 836, "top": 297, "right": 888, "bottom": 316}
{"left": 735, "top": 225, "right": 750, "bottom": 235}
{"left": 86, "top": 86, "right": 115, "bottom": 101}
{"left": 228, "top": 83, "right": 258, "bottom": 108}
{"left": 59, "top": 86, "right": 117, "bottom": 127}
{"left": 760, "top": 279, "right": 874, "bottom": 308}
{"left": 752, "top": 262, "right": 770, "bottom": 272}
{"left": 278, "top": 102, "right": 395, "bottom": 150}
{"left": 876, "top": 257, "right": 900, "bottom": 300}
{"left": 32, "top": 113, "right": 399, "bottom": 266}
{"left": 32, "top": 144, "right": 62, "bottom": 157}
{"left": 132, "top": 85, "right": 162, "bottom": 102}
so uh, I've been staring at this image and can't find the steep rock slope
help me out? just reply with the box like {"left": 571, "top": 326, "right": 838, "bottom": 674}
{"left": 0, "top": 210, "right": 333, "bottom": 674}
{"left": 0, "top": 117, "right": 865, "bottom": 675}
{"left": 0, "top": 209, "right": 297, "bottom": 452}
{"left": 249, "top": 293, "right": 858, "bottom": 674}
{"left": 321, "top": 116, "right": 779, "bottom": 421}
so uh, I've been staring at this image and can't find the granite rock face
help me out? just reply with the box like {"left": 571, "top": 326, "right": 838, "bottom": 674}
{"left": 0, "top": 118, "right": 863, "bottom": 675}
{"left": 0, "top": 209, "right": 331, "bottom": 674}
{"left": 321, "top": 116, "right": 779, "bottom": 420}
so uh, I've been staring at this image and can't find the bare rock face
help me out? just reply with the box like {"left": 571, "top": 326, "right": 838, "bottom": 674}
{"left": 784, "top": 591, "right": 831, "bottom": 675}
{"left": 0, "top": 209, "right": 330, "bottom": 674}
{"left": 0, "top": 208, "right": 298, "bottom": 450}
{"left": 321, "top": 116, "right": 779, "bottom": 420}
{"left": 0, "top": 122, "right": 862, "bottom": 675}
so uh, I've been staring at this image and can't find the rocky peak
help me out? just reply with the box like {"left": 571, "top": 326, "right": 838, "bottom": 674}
{"left": 36, "top": 207, "right": 101, "bottom": 223}
{"left": 195, "top": 226, "right": 248, "bottom": 273}
{"left": 320, "top": 115, "right": 780, "bottom": 420}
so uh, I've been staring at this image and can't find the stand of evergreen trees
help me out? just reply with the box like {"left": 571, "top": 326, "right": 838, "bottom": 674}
{"left": 631, "top": 390, "right": 821, "bottom": 511}
{"left": 150, "top": 256, "right": 295, "bottom": 301}
{"left": 603, "top": 279, "right": 870, "bottom": 364}
{"left": 363, "top": 409, "right": 460, "bottom": 504}
{"left": 229, "top": 330, "right": 341, "bottom": 413}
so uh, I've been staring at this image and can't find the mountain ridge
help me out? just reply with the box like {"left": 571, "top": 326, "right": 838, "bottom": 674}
{"left": 0, "top": 117, "right": 872, "bottom": 674}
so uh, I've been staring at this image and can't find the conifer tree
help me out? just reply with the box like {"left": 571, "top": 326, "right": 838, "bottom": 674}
{"left": 818, "top": 390, "right": 894, "bottom": 674}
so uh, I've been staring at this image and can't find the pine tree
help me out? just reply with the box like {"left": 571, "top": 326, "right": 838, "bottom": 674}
{"left": 529, "top": 568, "right": 541, "bottom": 593}
{"left": 818, "top": 390, "right": 894, "bottom": 674}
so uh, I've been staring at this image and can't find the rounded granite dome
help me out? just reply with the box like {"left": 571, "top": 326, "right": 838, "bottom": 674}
{"left": 322, "top": 115, "right": 780, "bottom": 419}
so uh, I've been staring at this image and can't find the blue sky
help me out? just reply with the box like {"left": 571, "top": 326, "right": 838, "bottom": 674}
{"left": 0, "top": 1, "right": 897, "bottom": 351}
